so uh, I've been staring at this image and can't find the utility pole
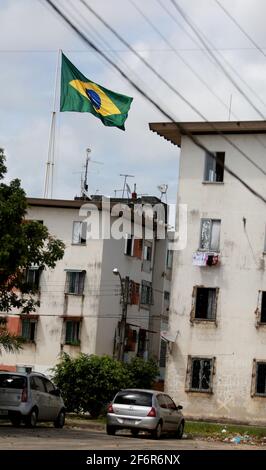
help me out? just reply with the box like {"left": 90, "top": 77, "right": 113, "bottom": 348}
{"left": 113, "top": 269, "right": 129, "bottom": 361}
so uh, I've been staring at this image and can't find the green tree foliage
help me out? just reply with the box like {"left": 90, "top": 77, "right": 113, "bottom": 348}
{"left": 125, "top": 356, "right": 160, "bottom": 389}
{"left": 52, "top": 353, "right": 159, "bottom": 418}
{"left": 0, "top": 149, "right": 65, "bottom": 353}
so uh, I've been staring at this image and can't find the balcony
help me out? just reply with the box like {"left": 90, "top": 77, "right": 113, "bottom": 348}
{"left": 192, "top": 251, "right": 220, "bottom": 267}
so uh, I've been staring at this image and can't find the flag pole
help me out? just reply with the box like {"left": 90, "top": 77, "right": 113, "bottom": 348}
{"left": 44, "top": 49, "right": 61, "bottom": 198}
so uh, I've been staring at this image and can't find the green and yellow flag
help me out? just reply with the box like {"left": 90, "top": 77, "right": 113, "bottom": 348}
{"left": 60, "top": 53, "right": 133, "bottom": 130}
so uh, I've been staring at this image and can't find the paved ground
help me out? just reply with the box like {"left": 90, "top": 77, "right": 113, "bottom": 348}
{"left": 0, "top": 422, "right": 263, "bottom": 450}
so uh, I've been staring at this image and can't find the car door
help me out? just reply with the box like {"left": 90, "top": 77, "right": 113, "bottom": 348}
{"left": 164, "top": 394, "right": 181, "bottom": 431}
{"left": 43, "top": 378, "right": 60, "bottom": 420}
{"left": 156, "top": 394, "right": 172, "bottom": 432}
{"left": 30, "top": 376, "right": 49, "bottom": 420}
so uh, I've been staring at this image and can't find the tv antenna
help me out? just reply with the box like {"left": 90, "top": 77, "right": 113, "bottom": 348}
{"left": 120, "top": 174, "right": 134, "bottom": 198}
{"left": 81, "top": 148, "right": 103, "bottom": 198}
{"left": 157, "top": 184, "right": 168, "bottom": 202}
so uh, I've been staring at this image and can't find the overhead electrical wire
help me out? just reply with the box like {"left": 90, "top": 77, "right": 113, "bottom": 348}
{"left": 66, "top": 0, "right": 176, "bottom": 120}
{"left": 170, "top": 0, "right": 265, "bottom": 118}
{"left": 127, "top": 0, "right": 266, "bottom": 173}
{"left": 156, "top": 0, "right": 266, "bottom": 112}
{"left": 44, "top": 0, "right": 266, "bottom": 206}
{"left": 214, "top": 0, "right": 266, "bottom": 60}
{"left": 155, "top": 0, "right": 266, "bottom": 155}
{"left": 78, "top": 0, "right": 266, "bottom": 176}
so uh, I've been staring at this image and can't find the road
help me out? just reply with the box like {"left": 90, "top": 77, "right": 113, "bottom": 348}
{"left": 0, "top": 423, "right": 263, "bottom": 450}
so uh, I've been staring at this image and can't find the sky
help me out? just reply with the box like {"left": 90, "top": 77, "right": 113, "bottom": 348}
{"left": 1, "top": 0, "right": 266, "bottom": 216}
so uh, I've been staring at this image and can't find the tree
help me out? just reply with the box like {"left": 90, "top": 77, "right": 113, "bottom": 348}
{"left": 52, "top": 353, "right": 160, "bottom": 418}
{"left": 0, "top": 148, "right": 65, "bottom": 353}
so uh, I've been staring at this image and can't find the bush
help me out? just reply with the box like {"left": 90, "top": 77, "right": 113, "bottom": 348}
{"left": 52, "top": 353, "right": 159, "bottom": 418}
{"left": 126, "top": 357, "right": 159, "bottom": 389}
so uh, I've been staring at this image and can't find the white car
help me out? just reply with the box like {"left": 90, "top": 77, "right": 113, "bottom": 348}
{"left": 0, "top": 371, "right": 65, "bottom": 428}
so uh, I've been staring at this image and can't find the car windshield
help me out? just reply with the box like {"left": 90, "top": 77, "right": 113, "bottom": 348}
{"left": 114, "top": 391, "right": 152, "bottom": 406}
{"left": 0, "top": 374, "right": 26, "bottom": 389}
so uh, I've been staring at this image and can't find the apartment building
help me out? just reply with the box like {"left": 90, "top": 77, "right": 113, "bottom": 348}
{"left": 150, "top": 120, "right": 266, "bottom": 424}
{"left": 0, "top": 194, "right": 172, "bottom": 376}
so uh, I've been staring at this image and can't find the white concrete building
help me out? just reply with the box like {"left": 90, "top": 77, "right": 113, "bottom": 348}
{"left": 150, "top": 120, "right": 266, "bottom": 424}
{"left": 1, "top": 195, "right": 172, "bottom": 376}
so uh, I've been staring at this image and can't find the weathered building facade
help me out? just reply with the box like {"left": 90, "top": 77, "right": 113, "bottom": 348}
{"left": 150, "top": 120, "right": 266, "bottom": 424}
{"left": 1, "top": 195, "right": 171, "bottom": 376}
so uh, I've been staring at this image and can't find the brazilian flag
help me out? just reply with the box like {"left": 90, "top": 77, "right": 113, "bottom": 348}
{"left": 60, "top": 53, "right": 133, "bottom": 130}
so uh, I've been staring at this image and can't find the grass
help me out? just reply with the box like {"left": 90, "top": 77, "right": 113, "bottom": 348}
{"left": 65, "top": 414, "right": 266, "bottom": 441}
{"left": 185, "top": 420, "right": 266, "bottom": 439}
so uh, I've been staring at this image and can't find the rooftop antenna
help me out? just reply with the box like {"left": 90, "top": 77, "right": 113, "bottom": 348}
{"left": 120, "top": 174, "right": 134, "bottom": 198}
{"left": 114, "top": 189, "right": 124, "bottom": 197}
{"left": 81, "top": 147, "right": 103, "bottom": 198}
{"left": 157, "top": 184, "right": 168, "bottom": 203}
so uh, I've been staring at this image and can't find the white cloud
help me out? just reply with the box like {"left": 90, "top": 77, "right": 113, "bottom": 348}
{"left": 0, "top": 0, "right": 266, "bottom": 209}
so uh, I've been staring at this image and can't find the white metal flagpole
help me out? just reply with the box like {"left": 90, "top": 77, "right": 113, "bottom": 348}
{"left": 43, "top": 49, "right": 62, "bottom": 198}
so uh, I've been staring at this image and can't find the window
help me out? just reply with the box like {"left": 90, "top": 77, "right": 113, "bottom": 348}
{"left": 21, "top": 318, "right": 37, "bottom": 342}
{"left": 166, "top": 249, "right": 173, "bottom": 269}
{"left": 72, "top": 221, "right": 87, "bottom": 245}
{"left": 159, "top": 340, "right": 167, "bottom": 368}
{"left": 200, "top": 219, "right": 221, "bottom": 251}
{"left": 0, "top": 375, "right": 26, "bottom": 389}
{"left": 65, "top": 320, "right": 80, "bottom": 345}
{"left": 194, "top": 287, "right": 218, "bottom": 321}
{"left": 157, "top": 394, "right": 167, "bottom": 408}
{"left": 129, "top": 281, "right": 140, "bottom": 305}
{"left": 124, "top": 235, "right": 133, "bottom": 256}
{"left": 164, "top": 291, "right": 170, "bottom": 311}
{"left": 143, "top": 242, "right": 152, "bottom": 262}
{"left": 140, "top": 280, "right": 153, "bottom": 305}
{"left": 204, "top": 151, "right": 225, "bottom": 182}
{"left": 125, "top": 326, "right": 137, "bottom": 352}
{"left": 142, "top": 241, "right": 153, "bottom": 272}
{"left": 137, "top": 329, "right": 146, "bottom": 358}
{"left": 65, "top": 271, "right": 85, "bottom": 295}
{"left": 114, "top": 391, "right": 152, "bottom": 406}
{"left": 255, "top": 362, "right": 266, "bottom": 396}
{"left": 133, "top": 239, "right": 143, "bottom": 259}
{"left": 43, "top": 378, "right": 55, "bottom": 394}
{"left": 164, "top": 395, "right": 177, "bottom": 410}
{"left": 260, "top": 292, "right": 266, "bottom": 323}
{"left": 187, "top": 357, "right": 214, "bottom": 393}
{"left": 25, "top": 267, "right": 40, "bottom": 290}
{"left": 30, "top": 376, "right": 46, "bottom": 393}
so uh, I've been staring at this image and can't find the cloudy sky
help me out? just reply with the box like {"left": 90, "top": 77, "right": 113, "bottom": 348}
{"left": 1, "top": 0, "right": 266, "bottom": 214}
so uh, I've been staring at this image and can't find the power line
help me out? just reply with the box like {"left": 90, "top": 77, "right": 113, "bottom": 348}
{"left": 78, "top": 0, "right": 266, "bottom": 176}
{"left": 67, "top": 0, "right": 175, "bottom": 120}
{"left": 156, "top": 0, "right": 266, "bottom": 112}
{"left": 44, "top": 0, "right": 266, "bottom": 205}
{"left": 129, "top": 0, "right": 233, "bottom": 117}
{"left": 170, "top": 0, "right": 265, "bottom": 119}
{"left": 214, "top": 0, "right": 266, "bottom": 60}
{"left": 127, "top": 0, "right": 266, "bottom": 173}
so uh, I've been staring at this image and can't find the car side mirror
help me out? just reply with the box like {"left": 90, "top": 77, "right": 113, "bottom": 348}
{"left": 177, "top": 405, "right": 183, "bottom": 410}
{"left": 50, "top": 388, "right": 60, "bottom": 397}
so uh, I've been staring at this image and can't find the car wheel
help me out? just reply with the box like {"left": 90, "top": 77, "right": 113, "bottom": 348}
{"left": 176, "top": 421, "right": 184, "bottom": 439}
{"left": 152, "top": 422, "right": 162, "bottom": 439}
{"left": 25, "top": 409, "right": 38, "bottom": 428}
{"left": 131, "top": 429, "right": 139, "bottom": 437}
{"left": 10, "top": 416, "right": 21, "bottom": 427}
{"left": 106, "top": 425, "right": 116, "bottom": 436}
{"left": 54, "top": 410, "right": 65, "bottom": 428}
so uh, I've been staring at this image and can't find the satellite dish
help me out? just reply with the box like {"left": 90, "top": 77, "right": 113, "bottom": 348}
{"left": 157, "top": 184, "right": 168, "bottom": 194}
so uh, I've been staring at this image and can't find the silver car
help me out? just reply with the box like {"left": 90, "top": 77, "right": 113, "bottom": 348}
{"left": 0, "top": 371, "right": 65, "bottom": 428}
{"left": 106, "top": 388, "right": 184, "bottom": 439}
